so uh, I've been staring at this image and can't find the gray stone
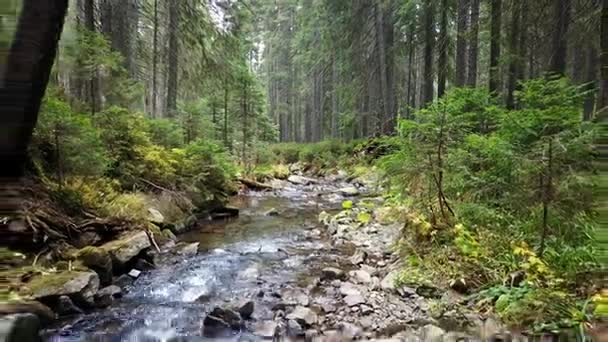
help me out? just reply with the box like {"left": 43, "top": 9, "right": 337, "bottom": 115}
{"left": 148, "top": 208, "right": 165, "bottom": 224}
{"left": 162, "top": 229, "right": 177, "bottom": 241}
{"left": 209, "top": 307, "right": 242, "bottom": 329}
{"left": 286, "top": 306, "right": 318, "bottom": 326}
{"left": 253, "top": 321, "right": 278, "bottom": 339}
{"left": 380, "top": 270, "right": 399, "bottom": 292}
{"left": 344, "top": 294, "right": 365, "bottom": 307}
{"left": 95, "top": 285, "right": 122, "bottom": 308}
{"left": 203, "top": 315, "right": 231, "bottom": 337}
{"left": 264, "top": 208, "right": 280, "bottom": 216}
{"left": 349, "top": 270, "right": 372, "bottom": 284}
{"left": 237, "top": 300, "right": 254, "bottom": 319}
{"left": 360, "top": 305, "right": 374, "bottom": 315}
{"left": 338, "top": 322, "right": 362, "bottom": 340}
{"left": 350, "top": 250, "right": 367, "bottom": 265}
{"left": 331, "top": 280, "right": 342, "bottom": 287}
{"left": 0, "top": 314, "right": 40, "bottom": 342}
{"left": 280, "top": 289, "right": 310, "bottom": 307}
{"left": 339, "top": 282, "right": 361, "bottom": 297}
{"left": 30, "top": 271, "right": 99, "bottom": 307}
{"left": 127, "top": 269, "right": 141, "bottom": 278}
{"left": 421, "top": 324, "right": 445, "bottom": 342}
{"left": 287, "top": 175, "right": 316, "bottom": 185}
{"left": 305, "top": 329, "right": 319, "bottom": 342}
{"left": 397, "top": 286, "right": 417, "bottom": 298}
{"left": 103, "top": 231, "right": 151, "bottom": 268}
{"left": 177, "top": 242, "right": 199, "bottom": 257}
{"left": 321, "top": 267, "right": 345, "bottom": 281}
{"left": 113, "top": 274, "right": 133, "bottom": 288}
{"left": 287, "top": 319, "right": 304, "bottom": 337}
{"left": 134, "top": 259, "right": 155, "bottom": 271}
{"left": 338, "top": 186, "right": 360, "bottom": 197}
{"left": 0, "top": 301, "right": 55, "bottom": 325}
{"left": 56, "top": 296, "right": 83, "bottom": 315}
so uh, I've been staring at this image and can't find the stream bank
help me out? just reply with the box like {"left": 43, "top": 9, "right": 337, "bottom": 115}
{"left": 3, "top": 170, "right": 532, "bottom": 341}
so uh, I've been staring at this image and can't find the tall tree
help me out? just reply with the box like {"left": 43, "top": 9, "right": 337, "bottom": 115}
{"left": 0, "top": 0, "right": 68, "bottom": 178}
{"left": 506, "top": 0, "right": 521, "bottom": 109}
{"left": 549, "top": 0, "right": 571, "bottom": 74}
{"left": 151, "top": 0, "right": 159, "bottom": 118}
{"left": 166, "top": 1, "right": 179, "bottom": 117}
{"left": 489, "top": 0, "right": 502, "bottom": 94}
{"left": 455, "top": 0, "right": 469, "bottom": 87}
{"left": 421, "top": 0, "right": 435, "bottom": 105}
{"left": 466, "top": 0, "right": 480, "bottom": 86}
{"left": 437, "top": 0, "right": 449, "bottom": 98}
{"left": 601, "top": 0, "right": 608, "bottom": 115}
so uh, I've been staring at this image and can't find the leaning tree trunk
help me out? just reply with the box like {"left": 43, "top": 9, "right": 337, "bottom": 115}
{"left": 0, "top": 0, "right": 68, "bottom": 179}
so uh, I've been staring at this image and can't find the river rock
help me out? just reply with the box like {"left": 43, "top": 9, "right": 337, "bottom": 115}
{"left": 421, "top": 324, "right": 445, "bottom": 342}
{"left": 237, "top": 300, "right": 254, "bottom": 319}
{"left": 148, "top": 208, "right": 165, "bottom": 224}
{"left": 343, "top": 294, "right": 365, "bottom": 307}
{"left": 127, "top": 269, "right": 141, "bottom": 279}
{"left": 0, "top": 313, "right": 40, "bottom": 342}
{"left": 27, "top": 271, "right": 99, "bottom": 308}
{"left": 349, "top": 270, "right": 372, "bottom": 284}
{"left": 203, "top": 315, "right": 231, "bottom": 337}
{"left": 380, "top": 270, "right": 399, "bottom": 292}
{"left": 177, "top": 242, "right": 199, "bottom": 257}
{"left": 338, "top": 322, "right": 363, "bottom": 340}
{"left": 280, "top": 289, "right": 310, "bottom": 307}
{"left": 339, "top": 282, "right": 361, "bottom": 297}
{"left": 287, "top": 319, "right": 304, "bottom": 337}
{"left": 350, "top": 250, "right": 367, "bottom": 265}
{"left": 102, "top": 231, "right": 151, "bottom": 270}
{"left": 76, "top": 247, "right": 113, "bottom": 286}
{"left": 0, "top": 301, "right": 55, "bottom": 325}
{"left": 264, "top": 208, "right": 280, "bottom": 216}
{"left": 113, "top": 274, "right": 133, "bottom": 289}
{"left": 94, "top": 285, "right": 122, "bottom": 308}
{"left": 286, "top": 306, "right": 317, "bottom": 326}
{"left": 56, "top": 296, "right": 83, "bottom": 315}
{"left": 209, "top": 307, "right": 242, "bottom": 329}
{"left": 254, "top": 321, "right": 278, "bottom": 339}
{"left": 321, "top": 267, "right": 345, "bottom": 281}
{"left": 287, "top": 175, "right": 316, "bottom": 185}
{"left": 338, "top": 187, "right": 360, "bottom": 197}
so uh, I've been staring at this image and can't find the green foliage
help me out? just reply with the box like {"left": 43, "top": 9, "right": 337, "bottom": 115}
{"left": 147, "top": 118, "right": 184, "bottom": 148}
{"left": 380, "top": 78, "right": 598, "bottom": 331}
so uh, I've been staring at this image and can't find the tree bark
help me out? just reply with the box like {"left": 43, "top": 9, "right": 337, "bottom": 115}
{"left": 151, "top": 0, "right": 159, "bottom": 118}
{"left": 455, "top": 0, "right": 469, "bottom": 87}
{"left": 466, "top": 0, "right": 480, "bottom": 87}
{"left": 506, "top": 1, "right": 521, "bottom": 109}
{"left": 0, "top": 0, "right": 68, "bottom": 178}
{"left": 489, "top": 0, "right": 502, "bottom": 94}
{"left": 421, "top": 0, "right": 435, "bottom": 106}
{"left": 600, "top": 0, "right": 608, "bottom": 115}
{"left": 166, "top": 1, "right": 179, "bottom": 117}
{"left": 583, "top": 46, "right": 598, "bottom": 121}
{"left": 549, "top": 0, "right": 571, "bottom": 75}
{"left": 437, "top": 0, "right": 448, "bottom": 98}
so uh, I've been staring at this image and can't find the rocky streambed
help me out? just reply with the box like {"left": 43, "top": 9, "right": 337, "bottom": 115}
{"left": 4, "top": 173, "right": 515, "bottom": 341}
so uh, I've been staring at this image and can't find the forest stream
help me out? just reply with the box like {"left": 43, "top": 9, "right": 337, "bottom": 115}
{"left": 40, "top": 177, "right": 471, "bottom": 342}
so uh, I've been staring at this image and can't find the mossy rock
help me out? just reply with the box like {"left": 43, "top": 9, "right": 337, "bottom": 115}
{"left": 161, "top": 229, "right": 177, "bottom": 241}
{"left": 23, "top": 271, "right": 99, "bottom": 308}
{"left": 75, "top": 247, "right": 112, "bottom": 285}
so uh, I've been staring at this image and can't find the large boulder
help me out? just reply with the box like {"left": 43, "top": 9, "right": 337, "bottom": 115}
{"left": 26, "top": 271, "right": 99, "bottom": 308}
{"left": 147, "top": 208, "right": 165, "bottom": 224}
{"left": 0, "top": 301, "right": 55, "bottom": 325}
{"left": 236, "top": 300, "right": 254, "bottom": 320}
{"left": 101, "top": 231, "right": 151, "bottom": 271}
{"left": 0, "top": 314, "right": 40, "bottom": 342}
{"left": 287, "top": 175, "right": 316, "bottom": 186}
{"left": 208, "top": 307, "right": 242, "bottom": 329}
{"left": 286, "top": 306, "right": 317, "bottom": 327}
{"left": 76, "top": 246, "right": 113, "bottom": 286}
{"left": 55, "top": 296, "right": 83, "bottom": 316}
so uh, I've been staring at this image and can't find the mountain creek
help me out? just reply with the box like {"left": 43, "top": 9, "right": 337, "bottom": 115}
{"left": 14, "top": 176, "right": 517, "bottom": 341}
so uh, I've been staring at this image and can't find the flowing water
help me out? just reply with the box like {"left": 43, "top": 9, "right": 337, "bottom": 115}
{"left": 45, "top": 182, "right": 351, "bottom": 341}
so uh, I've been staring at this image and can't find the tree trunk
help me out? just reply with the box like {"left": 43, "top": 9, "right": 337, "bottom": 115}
{"left": 600, "top": 0, "right": 608, "bottom": 115}
{"left": 0, "top": 0, "right": 68, "bottom": 178}
{"left": 405, "top": 23, "right": 415, "bottom": 118}
{"left": 466, "top": 0, "right": 480, "bottom": 87}
{"left": 549, "top": 0, "right": 571, "bottom": 75}
{"left": 583, "top": 46, "right": 598, "bottom": 121}
{"left": 489, "top": 0, "right": 502, "bottom": 94}
{"left": 374, "top": 3, "right": 389, "bottom": 133}
{"left": 151, "top": 0, "right": 159, "bottom": 118}
{"left": 166, "top": 1, "right": 179, "bottom": 117}
{"left": 517, "top": 1, "right": 528, "bottom": 82}
{"left": 506, "top": 1, "right": 521, "bottom": 109}
{"left": 455, "top": 0, "right": 469, "bottom": 87}
{"left": 421, "top": 0, "right": 435, "bottom": 106}
{"left": 437, "top": 0, "right": 448, "bottom": 98}
{"left": 224, "top": 78, "right": 230, "bottom": 148}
